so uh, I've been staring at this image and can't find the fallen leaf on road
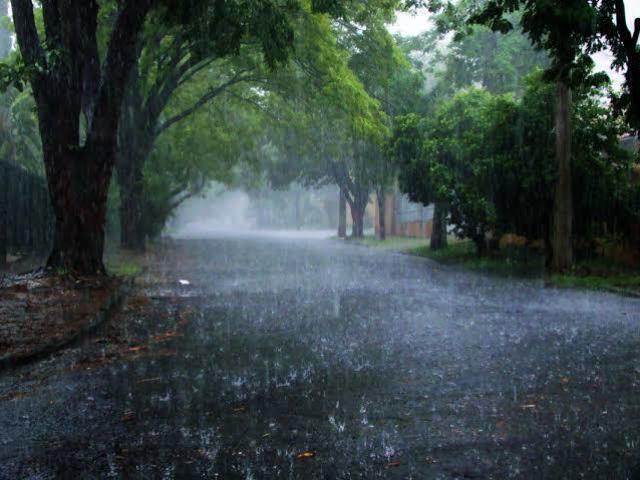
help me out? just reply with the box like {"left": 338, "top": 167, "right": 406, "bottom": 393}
{"left": 137, "top": 377, "right": 161, "bottom": 384}
{"left": 296, "top": 451, "right": 316, "bottom": 460}
{"left": 386, "top": 461, "right": 401, "bottom": 468}
{"left": 152, "top": 331, "right": 182, "bottom": 342}
{"left": 120, "top": 410, "right": 135, "bottom": 422}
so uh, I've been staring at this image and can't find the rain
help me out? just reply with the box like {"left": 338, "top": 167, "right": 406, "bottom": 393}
{"left": 1, "top": 1, "right": 640, "bottom": 479}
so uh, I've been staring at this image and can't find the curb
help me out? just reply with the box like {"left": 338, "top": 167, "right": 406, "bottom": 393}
{"left": 0, "top": 277, "right": 134, "bottom": 371}
{"left": 602, "top": 286, "right": 640, "bottom": 299}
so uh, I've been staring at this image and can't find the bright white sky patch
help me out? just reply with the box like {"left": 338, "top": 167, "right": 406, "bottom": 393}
{"left": 388, "top": 10, "right": 431, "bottom": 36}
{"left": 388, "top": 2, "right": 640, "bottom": 89}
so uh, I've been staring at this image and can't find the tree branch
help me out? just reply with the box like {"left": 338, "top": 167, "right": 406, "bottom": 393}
{"left": 615, "top": 0, "right": 634, "bottom": 51}
{"left": 10, "top": 0, "right": 45, "bottom": 75}
{"left": 176, "top": 57, "right": 219, "bottom": 87}
{"left": 156, "top": 73, "right": 257, "bottom": 135}
{"left": 79, "top": 0, "right": 100, "bottom": 129}
{"left": 227, "top": 91, "right": 282, "bottom": 123}
{"left": 41, "top": 0, "right": 62, "bottom": 50}
{"left": 88, "top": 0, "right": 154, "bottom": 153}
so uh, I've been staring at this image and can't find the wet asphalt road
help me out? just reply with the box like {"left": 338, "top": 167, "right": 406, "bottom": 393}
{"left": 1, "top": 234, "right": 640, "bottom": 479}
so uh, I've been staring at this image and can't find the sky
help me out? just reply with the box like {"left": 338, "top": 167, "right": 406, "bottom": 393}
{"left": 388, "top": 3, "right": 640, "bottom": 88}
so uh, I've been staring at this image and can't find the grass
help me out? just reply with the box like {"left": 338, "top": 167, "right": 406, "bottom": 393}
{"left": 410, "top": 240, "right": 546, "bottom": 277}
{"left": 359, "top": 235, "right": 640, "bottom": 296}
{"left": 550, "top": 274, "right": 640, "bottom": 293}
{"left": 356, "top": 235, "right": 430, "bottom": 251}
{"left": 105, "top": 256, "right": 144, "bottom": 278}
{"left": 550, "top": 257, "right": 640, "bottom": 295}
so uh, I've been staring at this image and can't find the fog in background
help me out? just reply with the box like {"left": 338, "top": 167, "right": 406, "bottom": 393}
{"left": 168, "top": 183, "right": 346, "bottom": 239}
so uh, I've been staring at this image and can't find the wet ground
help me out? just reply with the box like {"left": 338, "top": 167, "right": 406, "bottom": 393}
{"left": 1, "top": 235, "right": 640, "bottom": 479}
{"left": 0, "top": 274, "right": 124, "bottom": 366}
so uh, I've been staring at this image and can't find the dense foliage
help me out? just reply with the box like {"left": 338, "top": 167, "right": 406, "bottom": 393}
{"left": 391, "top": 71, "right": 637, "bottom": 255}
{"left": 0, "top": 0, "right": 639, "bottom": 273}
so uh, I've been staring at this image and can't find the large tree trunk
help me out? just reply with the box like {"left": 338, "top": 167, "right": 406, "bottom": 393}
{"left": 551, "top": 81, "right": 573, "bottom": 272}
{"left": 376, "top": 188, "right": 386, "bottom": 240}
{"left": 45, "top": 148, "right": 112, "bottom": 275}
{"left": 11, "top": 0, "right": 152, "bottom": 276}
{"left": 430, "top": 202, "right": 448, "bottom": 250}
{"left": 349, "top": 201, "right": 365, "bottom": 238}
{"left": 338, "top": 188, "right": 347, "bottom": 238}
{"left": 472, "top": 230, "right": 487, "bottom": 256}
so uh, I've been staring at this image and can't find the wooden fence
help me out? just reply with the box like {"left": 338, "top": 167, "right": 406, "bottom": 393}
{"left": 0, "top": 161, "right": 53, "bottom": 264}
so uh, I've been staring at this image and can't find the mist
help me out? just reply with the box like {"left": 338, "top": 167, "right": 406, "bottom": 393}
{"left": 168, "top": 183, "right": 343, "bottom": 239}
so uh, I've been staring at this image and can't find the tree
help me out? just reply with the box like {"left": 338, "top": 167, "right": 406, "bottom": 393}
{"left": 114, "top": 5, "right": 281, "bottom": 250}
{"left": 115, "top": 0, "right": 400, "bottom": 248}
{"left": 394, "top": 90, "right": 505, "bottom": 254}
{"left": 392, "top": 69, "right": 635, "bottom": 257}
{"left": 116, "top": 52, "right": 264, "bottom": 249}
{"left": 135, "top": 90, "right": 266, "bottom": 241}
{"left": 8, "top": 0, "right": 158, "bottom": 273}
{"left": 470, "top": 0, "right": 599, "bottom": 271}
{"left": 338, "top": 188, "right": 347, "bottom": 237}
{"left": 390, "top": 113, "right": 449, "bottom": 250}
{"left": 234, "top": 6, "right": 396, "bottom": 239}
{"left": 8, "top": 0, "right": 363, "bottom": 273}
{"left": 595, "top": 1, "right": 640, "bottom": 131}
{"left": 404, "top": 6, "right": 548, "bottom": 97}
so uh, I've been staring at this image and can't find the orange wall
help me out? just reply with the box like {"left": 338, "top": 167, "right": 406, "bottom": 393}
{"left": 374, "top": 193, "right": 433, "bottom": 239}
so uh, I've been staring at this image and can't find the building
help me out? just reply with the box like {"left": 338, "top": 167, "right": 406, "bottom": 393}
{"left": 374, "top": 192, "right": 434, "bottom": 238}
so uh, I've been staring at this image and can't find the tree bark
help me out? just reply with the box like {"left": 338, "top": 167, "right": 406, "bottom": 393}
{"left": 430, "top": 202, "right": 448, "bottom": 250}
{"left": 45, "top": 147, "right": 112, "bottom": 274}
{"left": 11, "top": 0, "right": 153, "bottom": 275}
{"left": 472, "top": 231, "right": 486, "bottom": 256}
{"left": 349, "top": 202, "right": 365, "bottom": 238}
{"left": 628, "top": 55, "right": 640, "bottom": 132}
{"left": 376, "top": 188, "right": 386, "bottom": 240}
{"left": 613, "top": 1, "right": 640, "bottom": 131}
{"left": 338, "top": 188, "right": 347, "bottom": 238}
{"left": 551, "top": 81, "right": 573, "bottom": 272}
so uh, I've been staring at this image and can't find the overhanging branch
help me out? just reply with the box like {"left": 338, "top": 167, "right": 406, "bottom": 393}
{"left": 88, "top": 0, "right": 154, "bottom": 152}
{"left": 156, "top": 72, "right": 259, "bottom": 135}
{"left": 10, "top": 0, "right": 46, "bottom": 80}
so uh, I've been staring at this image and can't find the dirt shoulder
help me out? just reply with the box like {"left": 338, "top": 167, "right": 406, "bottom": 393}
{"left": 0, "top": 273, "right": 131, "bottom": 369}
